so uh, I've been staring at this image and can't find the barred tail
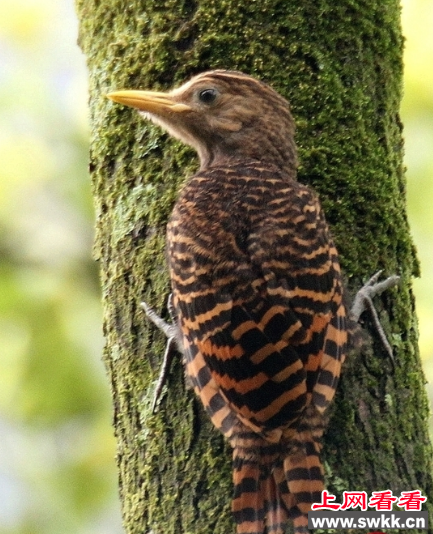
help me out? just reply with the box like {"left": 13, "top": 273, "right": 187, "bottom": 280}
{"left": 283, "top": 429, "right": 324, "bottom": 534}
{"left": 232, "top": 433, "right": 289, "bottom": 534}
{"left": 232, "top": 454, "right": 266, "bottom": 534}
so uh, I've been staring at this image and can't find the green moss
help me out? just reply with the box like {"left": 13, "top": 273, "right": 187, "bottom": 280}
{"left": 75, "top": 0, "right": 433, "bottom": 532}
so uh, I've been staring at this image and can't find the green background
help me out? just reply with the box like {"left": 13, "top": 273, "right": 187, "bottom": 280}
{"left": 0, "top": 1, "right": 431, "bottom": 533}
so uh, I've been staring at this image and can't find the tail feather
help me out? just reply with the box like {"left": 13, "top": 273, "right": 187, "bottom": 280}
{"left": 265, "top": 464, "right": 290, "bottom": 533}
{"left": 231, "top": 415, "right": 325, "bottom": 534}
{"left": 232, "top": 457, "right": 265, "bottom": 534}
{"left": 283, "top": 430, "right": 324, "bottom": 534}
{"left": 232, "top": 436, "right": 289, "bottom": 534}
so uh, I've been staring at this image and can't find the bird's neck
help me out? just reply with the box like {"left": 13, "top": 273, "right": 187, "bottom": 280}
{"left": 198, "top": 144, "right": 298, "bottom": 180}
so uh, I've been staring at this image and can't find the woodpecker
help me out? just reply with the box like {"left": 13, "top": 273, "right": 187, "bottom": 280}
{"left": 108, "top": 70, "right": 399, "bottom": 534}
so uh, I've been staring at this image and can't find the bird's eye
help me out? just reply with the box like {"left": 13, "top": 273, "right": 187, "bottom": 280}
{"left": 198, "top": 88, "right": 218, "bottom": 104}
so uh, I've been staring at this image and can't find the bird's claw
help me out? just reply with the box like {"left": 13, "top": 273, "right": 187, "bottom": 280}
{"left": 141, "top": 294, "right": 179, "bottom": 342}
{"left": 351, "top": 270, "right": 400, "bottom": 322}
{"left": 141, "top": 294, "right": 183, "bottom": 412}
{"left": 350, "top": 270, "right": 400, "bottom": 365}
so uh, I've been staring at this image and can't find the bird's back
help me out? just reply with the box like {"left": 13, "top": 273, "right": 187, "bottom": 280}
{"left": 167, "top": 160, "right": 348, "bottom": 533}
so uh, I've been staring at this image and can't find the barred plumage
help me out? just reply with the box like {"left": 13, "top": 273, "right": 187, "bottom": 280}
{"left": 167, "top": 160, "right": 347, "bottom": 533}
{"left": 107, "top": 70, "right": 378, "bottom": 533}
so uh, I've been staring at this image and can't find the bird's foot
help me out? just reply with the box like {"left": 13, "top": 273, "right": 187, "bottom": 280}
{"left": 350, "top": 270, "right": 400, "bottom": 363}
{"left": 141, "top": 294, "right": 180, "bottom": 342}
{"left": 141, "top": 294, "right": 183, "bottom": 412}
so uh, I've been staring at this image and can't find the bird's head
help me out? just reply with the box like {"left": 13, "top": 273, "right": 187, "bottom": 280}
{"left": 108, "top": 70, "right": 297, "bottom": 176}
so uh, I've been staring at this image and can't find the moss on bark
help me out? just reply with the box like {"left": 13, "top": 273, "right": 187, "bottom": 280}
{"left": 75, "top": 0, "right": 433, "bottom": 532}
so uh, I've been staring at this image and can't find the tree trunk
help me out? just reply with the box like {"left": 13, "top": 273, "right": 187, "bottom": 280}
{"left": 75, "top": 0, "right": 433, "bottom": 532}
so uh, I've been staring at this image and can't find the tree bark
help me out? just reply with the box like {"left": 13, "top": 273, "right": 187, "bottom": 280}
{"left": 75, "top": 0, "right": 433, "bottom": 532}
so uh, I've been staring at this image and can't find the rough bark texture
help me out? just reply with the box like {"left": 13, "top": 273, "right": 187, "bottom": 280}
{"left": 75, "top": 0, "right": 433, "bottom": 533}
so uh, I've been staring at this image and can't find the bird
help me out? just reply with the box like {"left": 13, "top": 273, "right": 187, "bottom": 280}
{"left": 107, "top": 70, "right": 399, "bottom": 534}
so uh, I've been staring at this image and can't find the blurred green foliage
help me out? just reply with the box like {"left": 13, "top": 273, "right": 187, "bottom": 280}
{"left": 0, "top": 0, "right": 121, "bottom": 533}
{"left": 401, "top": 0, "right": 433, "bottom": 389}
{"left": 0, "top": 0, "right": 431, "bottom": 533}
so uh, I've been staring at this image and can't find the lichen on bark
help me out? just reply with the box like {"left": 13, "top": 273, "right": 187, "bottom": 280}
{"left": 75, "top": 0, "right": 433, "bottom": 532}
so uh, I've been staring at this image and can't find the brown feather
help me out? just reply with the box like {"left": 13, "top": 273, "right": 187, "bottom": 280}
{"left": 109, "top": 70, "right": 349, "bottom": 534}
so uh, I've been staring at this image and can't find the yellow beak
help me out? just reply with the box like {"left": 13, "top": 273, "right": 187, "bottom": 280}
{"left": 106, "top": 90, "right": 191, "bottom": 114}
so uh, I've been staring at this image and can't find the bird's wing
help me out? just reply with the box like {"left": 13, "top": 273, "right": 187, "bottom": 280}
{"left": 171, "top": 174, "right": 347, "bottom": 431}
{"left": 179, "top": 283, "right": 308, "bottom": 430}
{"left": 178, "top": 268, "right": 345, "bottom": 432}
